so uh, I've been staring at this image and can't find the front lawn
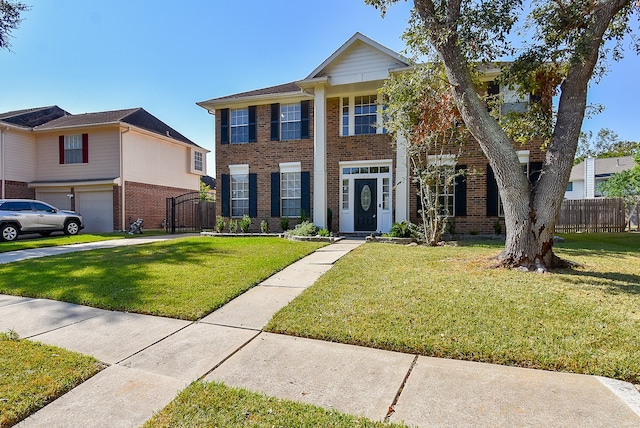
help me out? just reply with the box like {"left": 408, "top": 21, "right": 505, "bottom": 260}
{"left": 0, "top": 331, "right": 104, "bottom": 427}
{"left": 144, "top": 381, "right": 405, "bottom": 428}
{"left": 266, "top": 233, "right": 640, "bottom": 383}
{"left": 0, "top": 237, "right": 325, "bottom": 320}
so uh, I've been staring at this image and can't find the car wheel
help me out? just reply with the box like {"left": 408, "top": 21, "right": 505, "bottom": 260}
{"left": 64, "top": 220, "right": 80, "bottom": 236}
{"left": 39, "top": 231, "right": 52, "bottom": 237}
{"left": 1, "top": 224, "right": 19, "bottom": 242}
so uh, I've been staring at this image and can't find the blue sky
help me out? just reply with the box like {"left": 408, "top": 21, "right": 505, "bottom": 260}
{"left": 1, "top": 0, "right": 638, "bottom": 173}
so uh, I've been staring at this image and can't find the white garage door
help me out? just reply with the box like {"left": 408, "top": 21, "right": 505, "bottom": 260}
{"left": 37, "top": 192, "right": 72, "bottom": 211}
{"left": 76, "top": 191, "right": 114, "bottom": 233}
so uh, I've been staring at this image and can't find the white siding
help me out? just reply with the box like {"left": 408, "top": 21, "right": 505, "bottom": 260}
{"left": 4, "top": 129, "right": 37, "bottom": 182}
{"left": 35, "top": 129, "right": 120, "bottom": 181}
{"left": 122, "top": 130, "right": 200, "bottom": 190}
{"left": 319, "top": 41, "right": 404, "bottom": 85}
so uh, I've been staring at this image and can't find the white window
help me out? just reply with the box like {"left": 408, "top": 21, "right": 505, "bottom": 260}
{"left": 281, "top": 103, "right": 301, "bottom": 141}
{"left": 231, "top": 108, "right": 249, "bottom": 143}
{"left": 382, "top": 178, "right": 390, "bottom": 210}
{"left": 230, "top": 164, "right": 249, "bottom": 217}
{"left": 280, "top": 162, "right": 301, "bottom": 218}
{"left": 64, "top": 134, "right": 83, "bottom": 164}
{"left": 194, "top": 151, "right": 203, "bottom": 172}
{"left": 435, "top": 167, "right": 456, "bottom": 217}
{"left": 342, "top": 179, "right": 349, "bottom": 210}
{"left": 340, "top": 95, "right": 384, "bottom": 136}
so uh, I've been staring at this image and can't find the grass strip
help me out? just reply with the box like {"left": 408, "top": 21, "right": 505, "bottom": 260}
{"left": 144, "top": 381, "right": 406, "bottom": 427}
{"left": 0, "top": 331, "right": 104, "bottom": 427}
{"left": 266, "top": 233, "right": 640, "bottom": 383}
{"left": 0, "top": 237, "right": 325, "bottom": 320}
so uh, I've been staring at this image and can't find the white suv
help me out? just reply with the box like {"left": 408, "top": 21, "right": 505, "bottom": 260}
{"left": 0, "top": 199, "right": 84, "bottom": 242}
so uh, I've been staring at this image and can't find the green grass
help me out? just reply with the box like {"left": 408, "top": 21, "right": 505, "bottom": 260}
{"left": 266, "top": 233, "right": 640, "bottom": 383}
{"left": 144, "top": 381, "right": 405, "bottom": 428}
{"left": 0, "top": 331, "right": 104, "bottom": 427}
{"left": 0, "top": 237, "right": 325, "bottom": 320}
{"left": 0, "top": 231, "right": 176, "bottom": 253}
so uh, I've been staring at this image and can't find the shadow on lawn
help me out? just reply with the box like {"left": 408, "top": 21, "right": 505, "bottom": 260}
{"left": 556, "top": 268, "right": 640, "bottom": 296}
{"left": 0, "top": 239, "right": 232, "bottom": 313}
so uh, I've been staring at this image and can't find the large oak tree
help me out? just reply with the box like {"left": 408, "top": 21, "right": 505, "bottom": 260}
{"left": 368, "top": 0, "right": 639, "bottom": 271}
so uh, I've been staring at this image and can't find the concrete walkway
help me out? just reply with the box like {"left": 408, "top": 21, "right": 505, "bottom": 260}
{"left": 1, "top": 237, "right": 639, "bottom": 427}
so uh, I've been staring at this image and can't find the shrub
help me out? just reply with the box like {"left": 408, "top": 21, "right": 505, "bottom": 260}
{"left": 260, "top": 219, "right": 269, "bottom": 233}
{"left": 228, "top": 219, "right": 238, "bottom": 233}
{"left": 493, "top": 219, "right": 503, "bottom": 235}
{"left": 389, "top": 220, "right": 413, "bottom": 238}
{"left": 215, "top": 215, "right": 226, "bottom": 233}
{"left": 289, "top": 221, "right": 318, "bottom": 237}
{"left": 240, "top": 215, "right": 252, "bottom": 233}
{"left": 280, "top": 218, "right": 289, "bottom": 232}
{"left": 318, "top": 228, "right": 330, "bottom": 237}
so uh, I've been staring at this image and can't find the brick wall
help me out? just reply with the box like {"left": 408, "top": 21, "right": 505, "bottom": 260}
{"left": 216, "top": 103, "right": 315, "bottom": 233}
{"left": 3, "top": 180, "right": 35, "bottom": 199}
{"left": 116, "top": 182, "right": 197, "bottom": 231}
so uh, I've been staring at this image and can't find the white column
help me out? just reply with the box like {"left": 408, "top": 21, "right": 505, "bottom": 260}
{"left": 395, "top": 135, "right": 410, "bottom": 222}
{"left": 313, "top": 84, "right": 327, "bottom": 228}
{"left": 585, "top": 157, "right": 595, "bottom": 199}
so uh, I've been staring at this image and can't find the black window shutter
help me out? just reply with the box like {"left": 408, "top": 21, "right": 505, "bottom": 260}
{"left": 82, "top": 133, "right": 89, "bottom": 163}
{"left": 220, "top": 109, "right": 229, "bottom": 144}
{"left": 301, "top": 171, "right": 311, "bottom": 218}
{"left": 221, "top": 174, "right": 230, "bottom": 216}
{"left": 454, "top": 165, "right": 467, "bottom": 217}
{"left": 248, "top": 106, "right": 257, "bottom": 142}
{"left": 529, "top": 161, "right": 543, "bottom": 185}
{"left": 486, "top": 164, "right": 499, "bottom": 216}
{"left": 301, "top": 100, "right": 310, "bottom": 139}
{"left": 270, "top": 104, "right": 280, "bottom": 141}
{"left": 271, "top": 172, "right": 280, "bottom": 217}
{"left": 249, "top": 173, "right": 258, "bottom": 217}
{"left": 59, "top": 136, "right": 65, "bottom": 164}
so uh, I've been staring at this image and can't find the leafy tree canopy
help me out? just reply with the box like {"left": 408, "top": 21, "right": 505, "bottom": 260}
{"left": 576, "top": 128, "right": 639, "bottom": 164}
{"left": 0, "top": 0, "right": 28, "bottom": 51}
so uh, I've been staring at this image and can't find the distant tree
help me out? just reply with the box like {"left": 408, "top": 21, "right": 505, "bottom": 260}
{"left": 598, "top": 153, "right": 640, "bottom": 230}
{"left": 0, "top": 0, "right": 28, "bottom": 51}
{"left": 368, "top": 0, "right": 640, "bottom": 271}
{"left": 199, "top": 181, "right": 215, "bottom": 201}
{"left": 380, "top": 64, "right": 468, "bottom": 245}
{"left": 576, "top": 128, "right": 640, "bottom": 164}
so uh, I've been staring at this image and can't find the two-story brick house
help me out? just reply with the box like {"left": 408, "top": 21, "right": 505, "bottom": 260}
{"left": 0, "top": 106, "right": 208, "bottom": 232}
{"left": 198, "top": 33, "right": 544, "bottom": 235}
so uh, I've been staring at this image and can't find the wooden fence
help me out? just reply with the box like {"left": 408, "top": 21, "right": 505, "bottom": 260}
{"left": 556, "top": 198, "right": 626, "bottom": 233}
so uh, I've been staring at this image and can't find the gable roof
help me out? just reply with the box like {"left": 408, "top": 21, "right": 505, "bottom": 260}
{"left": 304, "top": 32, "right": 410, "bottom": 81}
{"left": 33, "top": 107, "right": 200, "bottom": 147}
{"left": 0, "top": 106, "right": 69, "bottom": 128}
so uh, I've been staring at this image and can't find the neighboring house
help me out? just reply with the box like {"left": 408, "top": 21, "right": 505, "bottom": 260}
{"left": 197, "top": 32, "right": 545, "bottom": 234}
{"left": 565, "top": 156, "right": 635, "bottom": 199}
{"left": 0, "top": 106, "right": 208, "bottom": 232}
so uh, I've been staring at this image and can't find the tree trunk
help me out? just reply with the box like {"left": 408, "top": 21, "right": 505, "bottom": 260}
{"left": 413, "top": 0, "right": 630, "bottom": 271}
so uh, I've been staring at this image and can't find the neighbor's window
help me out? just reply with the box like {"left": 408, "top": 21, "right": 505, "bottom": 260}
{"left": 231, "top": 108, "right": 249, "bottom": 144}
{"left": 280, "top": 103, "right": 301, "bottom": 141}
{"left": 64, "top": 134, "right": 83, "bottom": 164}
{"left": 194, "top": 152, "right": 203, "bottom": 172}
{"left": 566, "top": 182, "right": 573, "bottom": 192}
{"left": 231, "top": 173, "right": 249, "bottom": 217}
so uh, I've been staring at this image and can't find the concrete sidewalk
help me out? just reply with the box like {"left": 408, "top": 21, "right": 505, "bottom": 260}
{"left": 2, "top": 238, "right": 639, "bottom": 427}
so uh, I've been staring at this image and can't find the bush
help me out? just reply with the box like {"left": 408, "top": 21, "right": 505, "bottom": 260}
{"left": 215, "top": 215, "right": 226, "bottom": 233}
{"left": 280, "top": 218, "right": 289, "bottom": 232}
{"left": 240, "top": 215, "right": 252, "bottom": 233}
{"left": 388, "top": 221, "right": 414, "bottom": 238}
{"left": 288, "top": 221, "right": 318, "bottom": 237}
{"left": 318, "top": 228, "right": 330, "bottom": 237}
{"left": 260, "top": 219, "right": 269, "bottom": 233}
{"left": 228, "top": 219, "right": 238, "bottom": 233}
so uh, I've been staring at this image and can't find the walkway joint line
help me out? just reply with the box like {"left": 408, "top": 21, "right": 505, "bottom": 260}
{"left": 198, "top": 331, "right": 262, "bottom": 381}
{"left": 384, "top": 354, "right": 418, "bottom": 423}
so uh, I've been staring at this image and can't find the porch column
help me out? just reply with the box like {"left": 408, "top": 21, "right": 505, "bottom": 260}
{"left": 395, "top": 135, "right": 410, "bottom": 222}
{"left": 313, "top": 84, "right": 327, "bottom": 228}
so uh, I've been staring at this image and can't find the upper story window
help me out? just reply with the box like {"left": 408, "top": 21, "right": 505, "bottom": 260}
{"left": 270, "top": 101, "right": 310, "bottom": 141}
{"left": 341, "top": 95, "right": 384, "bottom": 136}
{"left": 231, "top": 108, "right": 249, "bottom": 143}
{"left": 194, "top": 151, "right": 203, "bottom": 172}
{"left": 59, "top": 133, "right": 88, "bottom": 164}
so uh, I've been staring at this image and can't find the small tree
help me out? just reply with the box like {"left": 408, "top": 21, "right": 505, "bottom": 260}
{"left": 598, "top": 153, "right": 640, "bottom": 230}
{"left": 199, "top": 181, "right": 215, "bottom": 201}
{"left": 381, "top": 64, "right": 467, "bottom": 245}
